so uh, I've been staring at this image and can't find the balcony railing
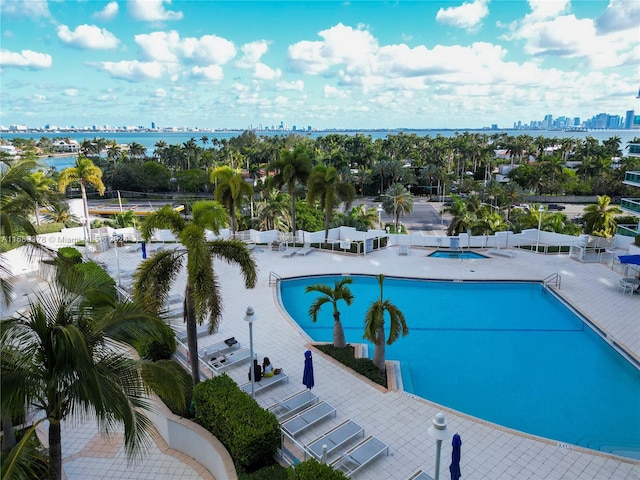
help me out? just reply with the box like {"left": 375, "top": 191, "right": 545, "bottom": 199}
{"left": 620, "top": 198, "right": 640, "bottom": 216}
{"left": 616, "top": 224, "right": 639, "bottom": 237}
{"left": 623, "top": 171, "right": 640, "bottom": 187}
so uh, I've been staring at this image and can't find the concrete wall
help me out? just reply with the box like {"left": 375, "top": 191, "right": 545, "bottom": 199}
{"left": 148, "top": 396, "right": 237, "bottom": 480}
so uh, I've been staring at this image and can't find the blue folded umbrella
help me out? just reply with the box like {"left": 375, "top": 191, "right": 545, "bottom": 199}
{"left": 302, "top": 350, "right": 314, "bottom": 389}
{"left": 449, "top": 433, "right": 462, "bottom": 480}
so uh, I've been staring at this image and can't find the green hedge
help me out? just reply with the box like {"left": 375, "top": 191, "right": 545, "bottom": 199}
{"left": 238, "top": 463, "right": 288, "bottom": 480}
{"left": 192, "top": 375, "right": 281, "bottom": 471}
{"left": 287, "top": 459, "right": 349, "bottom": 479}
{"left": 315, "top": 344, "right": 386, "bottom": 387}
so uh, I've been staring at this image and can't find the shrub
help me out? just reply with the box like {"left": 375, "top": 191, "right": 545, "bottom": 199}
{"left": 238, "top": 463, "right": 288, "bottom": 480}
{"left": 287, "top": 459, "right": 349, "bottom": 479}
{"left": 155, "top": 360, "right": 193, "bottom": 418}
{"left": 193, "top": 375, "right": 281, "bottom": 471}
{"left": 315, "top": 344, "right": 386, "bottom": 387}
{"left": 57, "top": 247, "right": 83, "bottom": 264}
{"left": 635, "top": 235, "right": 640, "bottom": 247}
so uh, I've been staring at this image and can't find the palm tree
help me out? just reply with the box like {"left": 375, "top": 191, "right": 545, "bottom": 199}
{"left": 1, "top": 256, "right": 184, "bottom": 480}
{"left": 44, "top": 201, "right": 80, "bottom": 227}
{"left": 382, "top": 183, "right": 414, "bottom": 232}
{"left": 57, "top": 157, "right": 105, "bottom": 242}
{"left": 307, "top": 163, "right": 356, "bottom": 241}
{"left": 363, "top": 274, "right": 408, "bottom": 372}
{"left": 210, "top": 166, "right": 254, "bottom": 235}
{"left": 255, "top": 190, "right": 290, "bottom": 231}
{"left": 29, "top": 170, "right": 59, "bottom": 227}
{"left": 267, "top": 144, "right": 312, "bottom": 234}
{"left": 1, "top": 158, "right": 38, "bottom": 240}
{"left": 305, "top": 278, "right": 354, "bottom": 348}
{"left": 582, "top": 195, "right": 622, "bottom": 237}
{"left": 133, "top": 202, "right": 257, "bottom": 385}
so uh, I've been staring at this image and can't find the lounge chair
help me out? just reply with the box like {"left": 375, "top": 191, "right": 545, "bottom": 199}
{"left": 267, "top": 389, "right": 319, "bottom": 421}
{"left": 305, "top": 419, "right": 364, "bottom": 460}
{"left": 407, "top": 470, "right": 434, "bottom": 480}
{"left": 297, "top": 243, "right": 315, "bottom": 256}
{"left": 199, "top": 337, "right": 240, "bottom": 361}
{"left": 240, "top": 371, "right": 289, "bottom": 394}
{"left": 209, "top": 348, "right": 251, "bottom": 372}
{"left": 281, "top": 247, "right": 300, "bottom": 258}
{"left": 398, "top": 245, "right": 409, "bottom": 256}
{"left": 331, "top": 435, "right": 389, "bottom": 478}
{"left": 488, "top": 248, "right": 516, "bottom": 258}
{"left": 281, "top": 401, "right": 337, "bottom": 438}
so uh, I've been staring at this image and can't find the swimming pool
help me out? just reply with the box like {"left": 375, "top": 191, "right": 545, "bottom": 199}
{"left": 280, "top": 275, "right": 640, "bottom": 459}
{"left": 429, "top": 250, "right": 488, "bottom": 259}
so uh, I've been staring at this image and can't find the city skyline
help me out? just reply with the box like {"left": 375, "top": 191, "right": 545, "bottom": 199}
{"left": 1, "top": 0, "right": 638, "bottom": 130}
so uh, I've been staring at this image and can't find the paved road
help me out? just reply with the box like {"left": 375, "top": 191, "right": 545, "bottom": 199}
{"left": 357, "top": 197, "right": 450, "bottom": 236}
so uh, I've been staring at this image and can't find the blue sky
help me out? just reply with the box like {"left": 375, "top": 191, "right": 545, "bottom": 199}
{"left": 1, "top": 0, "right": 638, "bottom": 130}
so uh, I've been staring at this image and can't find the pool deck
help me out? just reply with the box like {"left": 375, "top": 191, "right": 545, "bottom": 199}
{"left": 9, "top": 243, "right": 640, "bottom": 479}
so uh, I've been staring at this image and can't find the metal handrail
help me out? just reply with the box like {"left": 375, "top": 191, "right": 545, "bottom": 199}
{"left": 269, "top": 271, "right": 281, "bottom": 287}
{"left": 543, "top": 272, "right": 561, "bottom": 290}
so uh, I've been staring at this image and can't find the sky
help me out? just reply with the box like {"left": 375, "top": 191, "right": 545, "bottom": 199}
{"left": 0, "top": 0, "right": 639, "bottom": 130}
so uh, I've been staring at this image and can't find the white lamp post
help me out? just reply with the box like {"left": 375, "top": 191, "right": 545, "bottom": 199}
{"left": 80, "top": 217, "right": 89, "bottom": 261}
{"left": 113, "top": 234, "right": 121, "bottom": 286}
{"left": 536, "top": 205, "right": 544, "bottom": 253}
{"left": 377, "top": 205, "right": 383, "bottom": 230}
{"left": 244, "top": 306, "right": 257, "bottom": 398}
{"left": 427, "top": 412, "right": 450, "bottom": 480}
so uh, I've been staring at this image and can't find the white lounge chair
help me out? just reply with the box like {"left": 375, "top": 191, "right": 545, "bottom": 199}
{"left": 398, "top": 245, "right": 409, "bottom": 256}
{"left": 281, "top": 247, "right": 300, "bottom": 257}
{"left": 240, "top": 371, "right": 289, "bottom": 394}
{"left": 199, "top": 337, "right": 240, "bottom": 361}
{"left": 408, "top": 470, "right": 434, "bottom": 480}
{"left": 305, "top": 419, "right": 364, "bottom": 460}
{"left": 488, "top": 248, "right": 516, "bottom": 258}
{"left": 267, "top": 389, "right": 319, "bottom": 421}
{"left": 209, "top": 348, "right": 251, "bottom": 372}
{"left": 331, "top": 435, "right": 389, "bottom": 478}
{"left": 297, "top": 243, "right": 315, "bottom": 256}
{"left": 281, "top": 401, "right": 337, "bottom": 438}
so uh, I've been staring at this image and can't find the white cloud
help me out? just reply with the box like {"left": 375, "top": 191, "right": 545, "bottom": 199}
{"left": 288, "top": 23, "right": 378, "bottom": 75}
{"left": 324, "top": 85, "right": 349, "bottom": 99}
{"left": 135, "top": 31, "right": 236, "bottom": 65}
{"left": 0, "top": 49, "right": 52, "bottom": 69}
{"left": 90, "top": 60, "right": 170, "bottom": 81}
{"left": 0, "top": 0, "right": 50, "bottom": 18}
{"left": 595, "top": 0, "right": 640, "bottom": 33}
{"left": 276, "top": 80, "right": 304, "bottom": 92}
{"left": 153, "top": 88, "right": 167, "bottom": 97}
{"left": 236, "top": 40, "right": 269, "bottom": 69}
{"left": 501, "top": 1, "right": 637, "bottom": 69}
{"left": 93, "top": 2, "right": 119, "bottom": 21}
{"left": 436, "top": 0, "right": 490, "bottom": 31}
{"left": 254, "top": 63, "right": 281, "bottom": 81}
{"left": 64, "top": 89, "right": 79, "bottom": 96}
{"left": 191, "top": 65, "right": 224, "bottom": 81}
{"left": 128, "top": 0, "right": 183, "bottom": 21}
{"left": 57, "top": 25, "right": 120, "bottom": 50}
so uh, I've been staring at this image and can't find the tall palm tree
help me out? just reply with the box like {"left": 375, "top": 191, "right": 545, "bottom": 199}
{"left": 255, "top": 190, "right": 290, "bottom": 231}
{"left": 267, "top": 144, "right": 312, "bottom": 234}
{"left": 382, "top": 183, "right": 414, "bottom": 232}
{"left": 307, "top": 164, "right": 356, "bottom": 241}
{"left": 210, "top": 166, "right": 254, "bottom": 235}
{"left": 582, "top": 195, "right": 622, "bottom": 237}
{"left": 133, "top": 202, "right": 257, "bottom": 385}
{"left": 1, "top": 157, "right": 38, "bottom": 240}
{"left": 363, "top": 274, "right": 408, "bottom": 372}
{"left": 57, "top": 157, "right": 105, "bottom": 242}
{"left": 305, "top": 277, "right": 354, "bottom": 348}
{"left": 1, "top": 256, "right": 184, "bottom": 480}
{"left": 29, "top": 170, "right": 59, "bottom": 227}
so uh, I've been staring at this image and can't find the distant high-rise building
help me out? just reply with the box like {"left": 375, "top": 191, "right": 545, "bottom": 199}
{"left": 625, "top": 110, "right": 635, "bottom": 129}
{"left": 151, "top": 121, "right": 156, "bottom": 129}
{"left": 543, "top": 114, "right": 553, "bottom": 128}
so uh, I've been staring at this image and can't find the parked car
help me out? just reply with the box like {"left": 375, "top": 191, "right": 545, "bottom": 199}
{"left": 547, "top": 204, "right": 566, "bottom": 211}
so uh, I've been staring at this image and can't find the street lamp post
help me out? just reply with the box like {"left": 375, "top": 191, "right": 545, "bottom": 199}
{"left": 244, "top": 306, "right": 258, "bottom": 398}
{"left": 80, "top": 217, "right": 89, "bottom": 261}
{"left": 536, "top": 205, "right": 544, "bottom": 253}
{"left": 427, "top": 412, "right": 450, "bottom": 480}
{"left": 377, "top": 205, "right": 383, "bottom": 230}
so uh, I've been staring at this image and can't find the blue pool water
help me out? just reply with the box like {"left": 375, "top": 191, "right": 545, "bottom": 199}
{"left": 429, "top": 250, "right": 488, "bottom": 259}
{"left": 280, "top": 275, "right": 640, "bottom": 459}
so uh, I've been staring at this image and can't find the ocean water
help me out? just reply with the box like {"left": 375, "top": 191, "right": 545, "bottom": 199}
{"left": 280, "top": 275, "right": 640, "bottom": 459}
